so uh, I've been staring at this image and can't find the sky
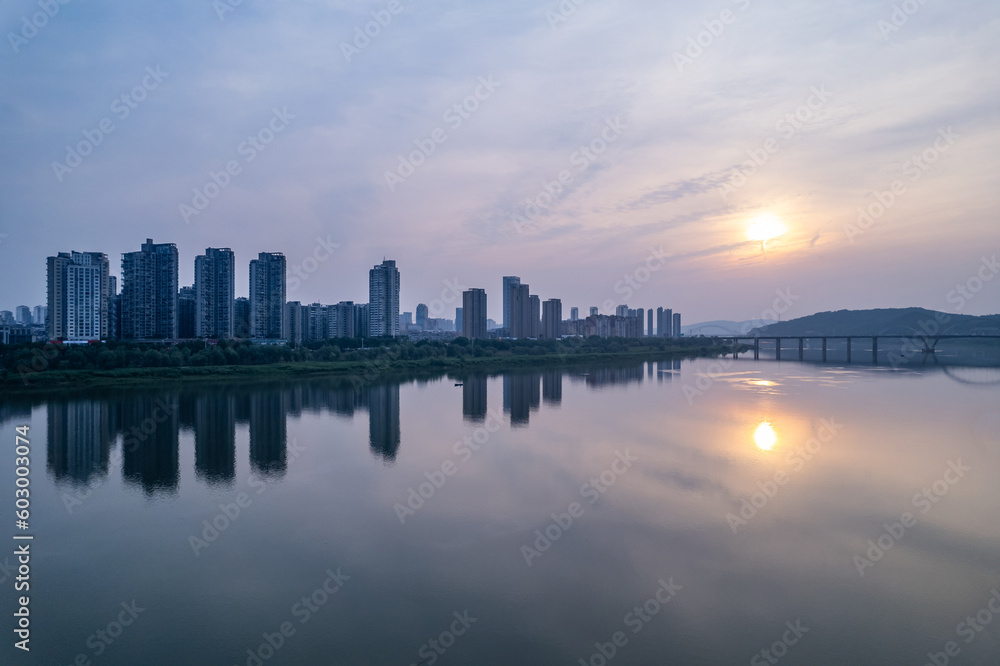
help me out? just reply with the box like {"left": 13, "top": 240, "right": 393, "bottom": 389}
{"left": 1, "top": 0, "right": 998, "bottom": 324}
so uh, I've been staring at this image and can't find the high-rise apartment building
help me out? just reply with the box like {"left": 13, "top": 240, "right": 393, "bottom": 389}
{"left": 415, "top": 303, "right": 428, "bottom": 331}
{"left": 529, "top": 295, "right": 541, "bottom": 338}
{"left": 121, "top": 239, "right": 178, "bottom": 339}
{"left": 502, "top": 276, "right": 521, "bottom": 332}
{"left": 455, "top": 307, "right": 464, "bottom": 335}
{"left": 234, "top": 297, "right": 250, "bottom": 338}
{"left": 328, "top": 301, "right": 356, "bottom": 338}
{"left": 541, "top": 298, "right": 562, "bottom": 339}
{"left": 462, "top": 289, "right": 487, "bottom": 340}
{"left": 369, "top": 260, "right": 399, "bottom": 337}
{"left": 673, "top": 312, "right": 682, "bottom": 338}
{"left": 47, "top": 250, "right": 110, "bottom": 341}
{"left": 590, "top": 306, "right": 599, "bottom": 317}
{"left": 33, "top": 305, "right": 47, "bottom": 328}
{"left": 194, "top": 247, "right": 235, "bottom": 338}
{"left": 178, "top": 286, "right": 196, "bottom": 339}
{"left": 570, "top": 307, "right": 579, "bottom": 322}
{"left": 647, "top": 309, "right": 653, "bottom": 337}
{"left": 15, "top": 306, "right": 31, "bottom": 326}
{"left": 249, "top": 252, "right": 286, "bottom": 339}
{"left": 508, "top": 283, "right": 531, "bottom": 338}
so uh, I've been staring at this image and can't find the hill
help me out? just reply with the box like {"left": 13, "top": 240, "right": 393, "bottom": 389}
{"left": 748, "top": 308, "right": 1000, "bottom": 337}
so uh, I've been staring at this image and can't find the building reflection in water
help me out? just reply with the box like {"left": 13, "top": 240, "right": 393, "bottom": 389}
{"left": 542, "top": 370, "right": 562, "bottom": 406}
{"left": 504, "top": 373, "right": 540, "bottom": 427}
{"left": 249, "top": 392, "right": 287, "bottom": 477}
{"left": 40, "top": 363, "right": 685, "bottom": 492}
{"left": 121, "top": 396, "right": 180, "bottom": 496}
{"left": 366, "top": 383, "right": 401, "bottom": 462}
{"left": 462, "top": 375, "right": 488, "bottom": 423}
{"left": 46, "top": 400, "right": 114, "bottom": 485}
{"left": 193, "top": 394, "right": 236, "bottom": 484}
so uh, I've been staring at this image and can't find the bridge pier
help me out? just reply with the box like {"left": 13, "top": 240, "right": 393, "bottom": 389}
{"left": 822, "top": 337, "right": 827, "bottom": 362}
{"left": 798, "top": 338, "right": 804, "bottom": 361}
{"left": 872, "top": 337, "right": 877, "bottom": 364}
{"left": 776, "top": 337, "right": 781, "bottom": 360}
{"left": 846, "top": 337, "right": 852, "bottom": 363}
{"left": 754, "top": 338, "right": 759, "bottom": 360}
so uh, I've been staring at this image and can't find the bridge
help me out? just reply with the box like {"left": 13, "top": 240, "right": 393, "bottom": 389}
{"left": 716, "top": 334, "right": 1000, "bottom": 362}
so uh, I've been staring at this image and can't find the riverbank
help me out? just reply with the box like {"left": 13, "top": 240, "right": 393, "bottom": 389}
{"left": 2, "top": 343, "right": 740, "bottom": 394}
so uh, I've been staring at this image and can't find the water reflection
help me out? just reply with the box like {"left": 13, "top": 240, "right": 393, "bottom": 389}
{"left": 753, "top": 421, "right": 778, "bottom": 451}
{"left": 11, "top": 349, "right": 995, "bottom": 501}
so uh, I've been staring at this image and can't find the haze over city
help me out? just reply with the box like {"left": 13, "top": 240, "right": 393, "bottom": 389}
{"left": 2, "top": 1, "right": 998, "bottom": 322}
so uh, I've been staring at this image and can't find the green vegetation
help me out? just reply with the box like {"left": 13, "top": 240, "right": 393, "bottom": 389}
{"left": 0, "top": 336, "right": 738, "bottom": 392}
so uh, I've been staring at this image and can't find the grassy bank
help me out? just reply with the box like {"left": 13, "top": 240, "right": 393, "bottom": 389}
{"left": 1, "top": 343, "right": 738, "bottom": 393}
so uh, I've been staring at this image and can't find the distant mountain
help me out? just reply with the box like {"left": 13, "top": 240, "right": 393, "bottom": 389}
{"left": 684, "top": 319, "right": 777, "bottom": 336}
{"left": 747, "top": 308, "right": 1000, "bottom": 337}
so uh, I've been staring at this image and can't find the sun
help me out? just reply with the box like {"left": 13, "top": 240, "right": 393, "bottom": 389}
{"left": 753, "top": 421, "right": 778, "bottom": 451}
{"left": 746, "top": 215, "right": 787, "bottom": 243}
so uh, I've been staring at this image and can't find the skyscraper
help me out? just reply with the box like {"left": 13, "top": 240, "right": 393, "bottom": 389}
{"left": 122, "top": 239, "right": 178, "bottom": 340}
{"left": 529, "top": 295, "right": 541, "bottom": 338}
{"left": 673, "top": 312, "right": 682, "bottom": 338}
{"left": 47, "top": 251, "right": 110, "bottom": 340}
{"left": 234, "top": 297, "right": 250, "bottom": 338}
{"left": 462, "top": 289, "right": 487, "bottom": 340}
{"left": 502, "top": 276, "right": 520, "bottom": 331}
{"left": 637, "top": 308, "right": 645, "bottom": 337}
{"left": 541, "top": 298, "right": 562, "bottom": 339}
{"left": 194, "top": 247, "right": 235, "bottom": 338}
{"left": 647, "top": 309, "right": 653, "bottom": 337}
{"left": 455, "top": 307, "right": 464, "bottom": 335}
{"left": 249, "top": 252, "right": 286, "bottom": 339}
{"left": 369, "top": 259, "right": 400, "bottom": 337}
{"left": 178, "top": 286, "right": 196, "bottom": 339}
{"left": 509, "top": 283, "right": 531, "bottom": 338}
{"left": 570, "top": 307, "right": 579, "bottom": 322}
{"left": 590, "top": 306, "right": 599, "bottom": 316}
{"left": 415, "top": 303, "right": 428, "bottom": 331}
{"left": 15, "top": 306, "right": 31, "bottom": 326}
{"left": 329, "top": 301, "right": 356, "bottom": 338}
{"left": 33, "top": 305, "right": 47, "bottom": 329}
